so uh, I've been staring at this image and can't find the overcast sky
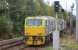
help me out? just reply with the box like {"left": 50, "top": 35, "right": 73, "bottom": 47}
{"left": 44, "top": 0, "right": 76, "bottom": 15}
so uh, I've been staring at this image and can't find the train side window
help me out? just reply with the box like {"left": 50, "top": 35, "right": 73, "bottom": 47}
{"left": 45, "top": 20, "right": 50, "bottom": 26}
{"left": 45, "top": 20, "right": 48, "bottom": 26}
{"left": 50, "top": 20, "right": 53, "bottom": 25}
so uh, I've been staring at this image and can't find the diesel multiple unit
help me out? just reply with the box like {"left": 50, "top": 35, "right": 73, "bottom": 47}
{"left": 24, "top": 16, "right": 66, "bottom": 45}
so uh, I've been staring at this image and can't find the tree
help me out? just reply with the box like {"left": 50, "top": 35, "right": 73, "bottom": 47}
{"left": 7, "top": 0, "right": 36, "bottom": 36}
{"left": 0, "top": 0, "right": 71, "bottom": 39}
{"left": 0, "top": 16, "right": 13, "bottom": 39}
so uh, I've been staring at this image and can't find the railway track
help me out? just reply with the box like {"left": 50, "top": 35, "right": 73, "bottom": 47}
{"left": 0, "top": 37, "right": 24, "bottom": 50}
{"left": 0, "top": 37, "right": 52, "bottom": 50}
{"left": 20, "top": 46, "right": 45, "bottom": 50}
{"left": 19, "top": 40, "right": 52, "bottom": 50}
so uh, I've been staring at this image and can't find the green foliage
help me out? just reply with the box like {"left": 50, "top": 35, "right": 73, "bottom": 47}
{"left": 0, "top": 16, "right": 14, "bottom": 39}
{"left": 0, "top": 0, "right": 70, "bottom": 39}
{"left": 45, "top": 5, "right": 55, "bottom": 16}
{"left": 0, "top": 16, "right": 7, "bottom": 33}
{"left": 34, "top": 0, "right": 55, "bottom": 16}
{"left": 34, "top": 0, "right": 41, "bottom": 15}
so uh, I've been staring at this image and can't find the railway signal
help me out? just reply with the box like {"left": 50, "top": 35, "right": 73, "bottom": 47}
{"left": 53, "top": 1, "right": 60, "bottom": 50}
{"left": 54, "top": 1, "right": 60, "bottom": 12}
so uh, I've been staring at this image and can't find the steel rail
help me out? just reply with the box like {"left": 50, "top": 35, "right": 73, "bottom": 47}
{"left": 0, "top": 37, "right": 24, "bottom": 50}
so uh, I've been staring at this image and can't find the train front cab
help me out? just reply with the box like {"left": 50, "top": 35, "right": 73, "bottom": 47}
{"left": 24, "top": 18, "right": 46, "bottom": 45}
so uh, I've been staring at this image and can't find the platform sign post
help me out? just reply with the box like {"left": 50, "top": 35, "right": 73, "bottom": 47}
{"left": 53, "top": 1, "right": 60, "bottom": 50}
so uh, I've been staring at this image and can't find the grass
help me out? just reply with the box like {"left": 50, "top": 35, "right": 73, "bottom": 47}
{"left": 61, "top": 35, "right": 78, "bottom": 50}
{"left": 45, "top": 35, "right": 78, "bottom": 50}
{"left": 45, "top": 46, "right": 53, "bottom": 50}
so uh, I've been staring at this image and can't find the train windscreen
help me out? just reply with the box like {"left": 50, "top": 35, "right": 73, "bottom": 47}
{"left": 26, "top": 19, "right": 42, "bottom": 26}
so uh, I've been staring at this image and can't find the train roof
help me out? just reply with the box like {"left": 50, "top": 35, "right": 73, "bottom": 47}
{"left": 26, "top": 16, "right": 55, "bottom": 20}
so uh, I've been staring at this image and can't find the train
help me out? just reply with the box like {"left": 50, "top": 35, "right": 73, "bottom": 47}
{"left": 24, "top": 16, "right": 66, "bottom": 45}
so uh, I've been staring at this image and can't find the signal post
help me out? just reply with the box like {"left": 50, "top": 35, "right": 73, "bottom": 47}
{"left": 53, "top": 1, "right": 60, "bottom": 50}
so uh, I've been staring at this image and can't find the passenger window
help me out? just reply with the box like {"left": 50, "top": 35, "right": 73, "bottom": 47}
{"left": 45, "top": 20, "right": 48, "bottom": 26}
